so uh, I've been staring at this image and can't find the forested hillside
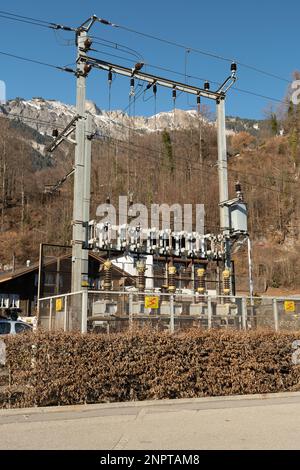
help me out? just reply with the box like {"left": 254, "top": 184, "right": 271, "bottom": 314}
{"left": 1, "top": 99, "right": 300, "bottom": 291}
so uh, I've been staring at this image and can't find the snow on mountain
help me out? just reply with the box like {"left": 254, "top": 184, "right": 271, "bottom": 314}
{"left": 2, "top": 97, "right": 262, "bottom": 141}
{"left": 0, "top": 98, "right": 212, "bottom": 140}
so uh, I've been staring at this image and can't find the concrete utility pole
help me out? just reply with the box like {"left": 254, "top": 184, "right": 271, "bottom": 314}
{"left": 216, "top": 96, "right": 231, "bottom": 271}
{"left": 71, "top": 29, "right": 90, "bottom": 292}
{"left": 83, "top": 113, "right": 92, "bottom": 243}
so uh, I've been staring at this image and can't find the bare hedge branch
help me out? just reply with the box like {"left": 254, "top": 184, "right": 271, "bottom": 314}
{"left": 1, "top": 328, "right": 300, "bottom": 408}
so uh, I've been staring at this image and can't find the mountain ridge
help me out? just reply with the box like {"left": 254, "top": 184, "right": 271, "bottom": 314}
{"left": 0, "top": 97, "right": 263, "bottom": 140}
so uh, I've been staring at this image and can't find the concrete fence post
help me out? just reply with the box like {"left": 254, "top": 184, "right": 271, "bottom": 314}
{"left": 170, "top": 294, "right": 175, "bottom": 333}
{"left": 129, "top": 293, "right": 133, "bottom": 330}
{"left": 49, "top": 298, "right": 53, "bottom": 331}
{"left": 273, "top": 298, "right": 279, "bottom": 332}
{"left": 207, "top": 296, "right": 212, "bottom": 329}
{"left": 64, "top": 296, "right": 68, "bottom": 332}
{"left": 242, "top": 297, "right": 247, "bottom": 330}
{"left": 81, "top": 290, "right": 88, "bottom": 334}
{"left": 0, "top": 339, "right": 6, "bottom": 366}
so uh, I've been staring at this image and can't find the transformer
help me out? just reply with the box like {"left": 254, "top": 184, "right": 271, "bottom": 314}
{"left": 229, "top": 202, "right": 248, "bottom": 234}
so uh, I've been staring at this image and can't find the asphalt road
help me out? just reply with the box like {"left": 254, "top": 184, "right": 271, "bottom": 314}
{"left": 1, "top": 392, "right": 300, "bottom": 450}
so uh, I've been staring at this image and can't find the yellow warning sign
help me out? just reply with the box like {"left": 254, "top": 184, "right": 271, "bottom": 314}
{"left": 56, "top": 298, "right": 63, "bottom": 312}
{"left": 145, "top": 296, "right": 159, "bottom": 309}
{"left": 284, "top": 301, "right": 295, "bottom": 313}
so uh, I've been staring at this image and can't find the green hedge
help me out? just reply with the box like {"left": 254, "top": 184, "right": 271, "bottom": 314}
{"left": 2, "top": 328, "right": 300, "bottom": 408}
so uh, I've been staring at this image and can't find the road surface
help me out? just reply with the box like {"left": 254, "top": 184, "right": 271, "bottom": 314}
{"left": 1, "top": 392, "right": 300, "bottom": 450}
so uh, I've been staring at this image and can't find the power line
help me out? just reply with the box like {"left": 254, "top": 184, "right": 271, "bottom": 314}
{"left": 1, "top": 13, "right": 290, "bottom": 286}
{"left": 2, "top": 102, "right": 298, "bottom": 192}
{"left": 0, "top": 11, "right": 291, "bottom": 102}
{"left": 87, "top": 125, "right": 300, "bottom": 196}
{"left": 0, "top": 10, "right": 55, "bottom": 26}
{"left": 91, "top": 48, "right": 288, "bottom": 106}
{"left": 92, "top": 48, "right": 141, "bottom": 68}
{"left": 0, "top": 41, "right": 288, "bottom": 108}
{"left": 144, "top": 65, "right": 287, "bottom": 105}
{"left": 0, "top": 110, "right": 69, "bottom": 128}
{"left": 0, "top": 109, "right": 228, "bottom": 188}
{"left": 103, "top": 19, "right": 291, "bottom": 84}
{"left": 53, "top": 29, "right": 75, "bottom": 47}
{"left": 0, "top": 106, "right": 292, "bottom": 179}
{"left": 0, "top": 50, "right": 75, "bottom": 73}
{"left": 229, "top": 165, "right": 298, "bottom": 185}
{"left": 235, "top": 177, "right": 292, "bottom": 195}
{"left": 0, "top": 13, "right": 52, "bottom": 29}
{"left": 0, "top": 10, "right": 290, "bottom": 85}
{"left": 9, "top": 44, "right": 288, "bottom": 106}
{"left": 0, "top": 9, "right": 75, "bottom": 31}
{"left": 97, "top": 130, "right": 296, "bottom": 195}
{"left": 91, "top": 35, "right": 144, "bottom": 61}
{"left": 231, "top": 87, "right": 287, "bottom": 105}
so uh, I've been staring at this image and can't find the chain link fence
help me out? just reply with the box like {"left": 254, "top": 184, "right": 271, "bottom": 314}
{"left": 38, "top": 292, "right": 84, "bottom": 332}
{"left": 37, "top": 291, "right": 300, "bottom": 333}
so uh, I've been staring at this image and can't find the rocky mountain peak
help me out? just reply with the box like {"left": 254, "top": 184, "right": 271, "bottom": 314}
{"left": 0, "top": 98, "right": 262, "bottom": 140}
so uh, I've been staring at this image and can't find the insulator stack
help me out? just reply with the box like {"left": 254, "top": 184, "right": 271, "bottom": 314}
{"left": 103, "top": 260, "right": 112, "bottom": 301}
{"left": 231, "top": 62, "right": 237, "bottom": 73}
{"left": 159, "top": 282, "right": 168, "bottom": 301}
{"left": 130, "top": 77, "right": 135, "bottom": 96}
{"left": 136, "top": 260, "right": 146, "bottom": 301}
{"left": 196, "top": 268, "right": 206, "bottom": 297}
{"left": 83, "top": 38, "right": 93, "bottom": 51}
{"left": 168, "top": 265, "right": 177, "bottom": 294}
{"left": 83, "top": 64, "right": 92, "bottom": 76}
{"left": 197, "top": 94, "right": 201, "bottom": 114}
{"left": 172, "top": 86, "right": 177, "bottom": 101}
{"left": 223, "top": 269, "right": 231, "bottom": 297}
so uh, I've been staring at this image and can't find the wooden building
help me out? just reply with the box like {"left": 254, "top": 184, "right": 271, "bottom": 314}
{"left": 0, "top": 252, "right": 134, "bottom": 316}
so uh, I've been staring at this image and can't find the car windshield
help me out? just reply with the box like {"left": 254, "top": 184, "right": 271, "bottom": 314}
{"left": 0, "top": 322, "right": 11, "bottom": 335}
{"left": 15, "top": 323, "right": 32, "bottom": 334}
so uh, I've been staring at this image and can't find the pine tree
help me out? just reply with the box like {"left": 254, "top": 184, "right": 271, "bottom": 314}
{"left": 270, "top": 113, "right": 278, "bottom": 135}
{"left": 161, "top": 129, "right": 174, "bottom": 174}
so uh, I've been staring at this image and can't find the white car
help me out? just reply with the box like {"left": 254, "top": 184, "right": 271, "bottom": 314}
{"left": 0, "top": 319, "right": 33, "bottom": 335}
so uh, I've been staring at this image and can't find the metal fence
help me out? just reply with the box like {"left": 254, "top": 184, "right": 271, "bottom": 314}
{"left": 38, "top": 291, "right": 84, "bottom": 332}
{"left": 37, "top": 291, "right": 300, "bottom": 334}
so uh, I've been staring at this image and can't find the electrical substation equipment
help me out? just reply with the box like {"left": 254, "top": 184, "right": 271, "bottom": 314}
{"left": 92, "top": 259, "right": 117, "bottom": 318}
{"left": 88, "top": 222, "right": 229, "bottom": 261}
{"left": 44, "top": 15, "right": 247, "bottom": 331}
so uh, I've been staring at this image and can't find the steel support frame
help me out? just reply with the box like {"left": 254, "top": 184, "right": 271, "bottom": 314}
{"left": 84, "top": 55, "right": 227, "bottom": 101}
{"left": 69, "top": 29, "right": 235, "bottom": 298}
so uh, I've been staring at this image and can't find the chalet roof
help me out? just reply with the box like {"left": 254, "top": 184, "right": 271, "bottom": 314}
{"left": 0, "top": 251, "right": 135, "bottom": 284}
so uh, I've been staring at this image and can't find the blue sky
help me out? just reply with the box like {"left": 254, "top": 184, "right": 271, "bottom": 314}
{"left": 0, "top": 0, "right": 298, "bottom": 119}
